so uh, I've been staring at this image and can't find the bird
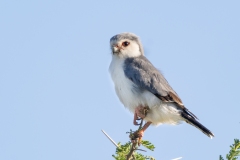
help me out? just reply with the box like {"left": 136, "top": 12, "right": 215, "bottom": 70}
{"left": 109, "top": 32, "right": 214, "bottom": 139}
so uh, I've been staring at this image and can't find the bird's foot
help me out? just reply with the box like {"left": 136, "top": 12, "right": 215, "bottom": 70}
{"left": 133, "top": 106, "right": 150, "bottom": 125}
{"left": 130, "top": 122, "right": 152, "bottom": 146}
{"left": 133, "top": 116, "right": 142, "bottom": 125}
{"left": 130, "top": 130, "right": 144, "bottom": 145}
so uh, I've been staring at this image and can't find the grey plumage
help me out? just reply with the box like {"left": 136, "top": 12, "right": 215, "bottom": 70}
{"left": 124, "top": 56, "right": 198, "bottom": 120}
{"left": 110, "top": 33, "right": 144, "bottom": 55}
{"left": 124, "top": 56, "right": 178, "bottom": 100}
{"left": 109, "top": 32, "right": 214, "bottom": 138}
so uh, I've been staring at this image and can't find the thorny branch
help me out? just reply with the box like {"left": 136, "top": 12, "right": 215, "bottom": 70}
{"left": 126, "top": 107, "right": 149, "bottom": 160}
{"left": 126, "top": 120, "right": 143, "bottom": 160}
{"left": 102, "top": 107, "right": 157, "bottom": 160}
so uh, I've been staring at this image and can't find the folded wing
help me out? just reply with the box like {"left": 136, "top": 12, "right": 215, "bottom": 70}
{"left": 124, "top": 56, "right": 198, "bottom": 120}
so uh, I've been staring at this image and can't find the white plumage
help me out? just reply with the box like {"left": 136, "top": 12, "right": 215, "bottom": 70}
{"left": 108, "top": 32, "right": 214, "bottom": 138}
{"left": 109, "top": 54, "right": 182, "bottom": 125}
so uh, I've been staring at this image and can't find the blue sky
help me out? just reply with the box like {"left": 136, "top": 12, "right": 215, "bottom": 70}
{"left": 0, "top": 1, "right": 239, "bottom": 160}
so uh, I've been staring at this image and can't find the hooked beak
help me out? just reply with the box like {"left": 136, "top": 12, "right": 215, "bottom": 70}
{"left": 112, "top": 45, "right": 121, "bottom": 54}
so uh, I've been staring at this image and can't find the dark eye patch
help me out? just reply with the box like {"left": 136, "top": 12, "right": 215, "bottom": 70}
{"left": 122, "top": 41, "right": 130, "bottom": 47}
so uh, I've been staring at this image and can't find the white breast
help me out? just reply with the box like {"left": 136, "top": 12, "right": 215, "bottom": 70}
{"left": 109, "top": 56, "right": 140, "bottom": 113}
{"left": 109, "top": 55, "right": 182, "bottom": 125}
{"left": 109, "top": 55, "right": 159, "bottom": 111}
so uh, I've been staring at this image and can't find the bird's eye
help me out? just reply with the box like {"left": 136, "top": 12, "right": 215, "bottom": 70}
{"left": 122, "top": 41, "right": 130, "bottom": 47}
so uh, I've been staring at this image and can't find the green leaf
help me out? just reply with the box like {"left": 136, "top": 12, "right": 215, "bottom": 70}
{"left": 112, "top": 129, "right": 156, "bottom": 159}
{"left": 220, "top": 139, "right": 240, "bottom": 160}
{"left": 141, "top": 140, "right": 155, "bottom": 151}
{"left": 219, "top": 155, "right": 224, "bottom": 160}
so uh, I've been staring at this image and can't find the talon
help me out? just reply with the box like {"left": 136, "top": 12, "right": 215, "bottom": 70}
{"left": 132, "top": 122, "right": 152, "bottom": 144}
{"left": 133, "top": 112, "right": 138, "bottom": 125}
{"left": 133, "top": 121, "right": 139, "bottom": 126}
{"left": 131, "top": 130, "right": 144, "bottom": 146}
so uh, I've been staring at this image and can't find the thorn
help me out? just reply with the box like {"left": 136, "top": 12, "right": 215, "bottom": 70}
{"left": 172, "top": 157, "right": 182, "bottom": 160}
{"left": 101, "top": 129, "right": 118, "bottom": 148}
{"left": 135, "top": 148, "right": 146, "bottom": 152}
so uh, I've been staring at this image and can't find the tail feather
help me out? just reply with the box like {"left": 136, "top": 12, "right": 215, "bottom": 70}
{"left": 181, "top": 111, "right": 214, "bottom": 139}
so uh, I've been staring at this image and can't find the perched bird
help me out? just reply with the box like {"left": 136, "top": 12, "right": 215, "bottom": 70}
{"left": 109, "top": 32, "right": 214, "bottom": 139}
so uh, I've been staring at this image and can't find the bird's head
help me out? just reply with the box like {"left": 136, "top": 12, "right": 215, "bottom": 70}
{"left": 110, "top": 32, "right": 144, "bottom": 58}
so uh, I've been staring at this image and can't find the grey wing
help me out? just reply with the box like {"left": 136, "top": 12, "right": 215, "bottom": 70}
{"left": 124, "top": 56, "right": 198, "bottom": 119}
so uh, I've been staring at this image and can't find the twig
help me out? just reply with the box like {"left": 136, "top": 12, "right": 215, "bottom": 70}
{"left": 126, "top": 119, "right": 144, "bottom": 160}
{"left": 172, "top": 157, "right": 182, "bottom": 160}
{"left": 126, "top": 142, "right": 138, "bottom": 160}
{"left": 126, "top": 107, "right": 149, "bottom": 160}
{"left": 136, "top": 148, "right": 146, "bottom": 152}
{"left": 101, "top": 129, "right": 118, "bottom": 148}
